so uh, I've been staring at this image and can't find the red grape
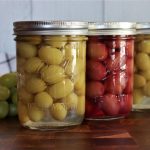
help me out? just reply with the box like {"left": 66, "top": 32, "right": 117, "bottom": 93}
{"left": 88, "top": 42, "right": 108, "bottom": 61}
{"left": 86, "top": 81, "right": 104, "bottom": 98}
{"left": 86, "top": 60, "right": 107, "bottom": 80}
{"left": 102, "top": 94, "right": 120, "bottom": 116}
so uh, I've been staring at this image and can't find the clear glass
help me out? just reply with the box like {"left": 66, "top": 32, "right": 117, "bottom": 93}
{"left": 86, "top": 35, "right": 134, "bottom": 120}
{"left": 16, "top": 35, "right": 87, "bottom": 130}
{"left": 133, "top": 34, "right": 150, "bottom": 110}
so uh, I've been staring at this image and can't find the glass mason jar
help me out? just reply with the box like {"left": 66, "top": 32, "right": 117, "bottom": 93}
{"left": 86, "top": 22, "right": 136, "bottom": 120}
{"left": 133, "top": 23, "right": 150, "bottom": 110}
{"left": 13, "top": 21, "right": 88, "bottom": 130}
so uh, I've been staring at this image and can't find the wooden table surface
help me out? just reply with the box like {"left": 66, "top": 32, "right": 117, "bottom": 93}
{"left": 0, "top": 111, "right": 150, "bottom": 150}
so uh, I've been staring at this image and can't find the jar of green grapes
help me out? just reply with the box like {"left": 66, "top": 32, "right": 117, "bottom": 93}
{"left": 134, "top": 23, "right": 150, "bottom": 110}
{"left": 13, "top": 21, "right": 88, "bottom": 130}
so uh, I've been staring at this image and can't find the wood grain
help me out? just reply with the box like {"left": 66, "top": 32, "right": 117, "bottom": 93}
{"left": 0, "top": 112, "right": 150, "bottom": 150}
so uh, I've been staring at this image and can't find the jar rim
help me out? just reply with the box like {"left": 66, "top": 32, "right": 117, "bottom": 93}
{"left": 13, "top": 20, "right": 88, "bottom": 35}
{"left": 88, "top": 22, "right": 136, "bottom": 35}
{"left": 136, "top": 22, "right": 150, "bottom": 34}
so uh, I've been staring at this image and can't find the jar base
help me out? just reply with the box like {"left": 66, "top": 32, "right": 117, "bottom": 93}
{"left": 133, "top": 104, "right": 150, "bottom": 111}
{"left": 22, "top": 120, "right": 81, "bottom": 131}
{"left": 85, "top": 115, "right": 125, "bottom": 121}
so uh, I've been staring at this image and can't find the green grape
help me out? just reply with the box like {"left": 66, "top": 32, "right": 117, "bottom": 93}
{"left": 138, "top": 40, "right": 150, "bottom": 54}
{"left": 12, "top": 92, "right": 17, "bottom": 105}
{"left": 76, "top": 96, "right": 85, "bottom": 116}
{"left": 10, "top": 87, "right": 17, "bottom": 96}
{"left": 63, "top": 92, "right": 78, "bottom": 110}
{"left": 34, "top": 92, "right": 53, "bottom": 108}
{"left": 18, "top": 101, "right": 30, "bottom": 123}
{"left": 0, "top": 72, "right": 17, "bottom": 88}
{"left": 65, "top": 58, "right": 84, "bottom": 76}
{"left": 26, "top": 77, "right": 46, "bottom": 94}
{"left": 64, "top": 43, "right": 77, "bottom": 60}
{"left": 44, "top": 36, "right": 67, "bottom": 48}
{"left": 38, "top": 46, "right": 63, "bottom": 65}
{"left": 140, "top": 70, "right": 150, "bottom": 80}
{"left": 74, "top": 72, "right": 85, "bottom": 95}
{"left": 134, "top": 74, "right": 146, "bottom": 88}
{"left": 24, "top": 57, "right": 44, "bottom": 73}
{"left": 0, "top": 85, "right": 10, "bottom": 101}
{"left": 135, "top": 53, "right": 150, "bottom": 71}
{"left": 133, "top": 89, "right": 144, "bottom": 104}
{"left": 48, "top": 79, "right": 74, "bottom": 99}
{"left": 77, "top": 41, "right": 86, "bottom": 59}
{"left": 17, "top": 42, "right": 37, "bottom": 58}
{"left": 0, "top": 101, "right": 9, "bottom": 119}
{"left": 48, "top": 41, "right": 66, "bottom": 49}
{"left": 50, "top": 103, "right": 67, "bottom": 121}
{"left": 143, "top": 81, "right": 150, "bottom": 96}
{"left": 40, "top": 65, "right": 65, "bottom": 84}
{"left": 28, "top": 105, "right": 44, "bottom": 122}
{"left": 8, "top": 103, "right": 17, "bottom": 117}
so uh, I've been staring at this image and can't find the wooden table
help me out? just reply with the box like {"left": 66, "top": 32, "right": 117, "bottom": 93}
{"left": 0, "top": 111, "right": 149, "bottom": 150}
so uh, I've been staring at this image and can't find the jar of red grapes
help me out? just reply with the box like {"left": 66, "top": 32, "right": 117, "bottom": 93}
{"left": 86, "top": 22, "right": 136, "bottom": 120}
{"left": 133, "top": 23, "right": 150, "bottom": 110}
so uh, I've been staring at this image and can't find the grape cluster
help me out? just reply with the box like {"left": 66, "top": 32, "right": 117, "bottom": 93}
{"left": 0, "top": 73, "right": 17, "bottom": 119}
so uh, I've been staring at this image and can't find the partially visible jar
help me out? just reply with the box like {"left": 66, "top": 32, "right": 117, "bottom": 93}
{"left": 86, "top": 22, "right": 136, "bottom": 120}
{"left": 14, "top": 21, "right": 88, "bottom": 130}
{"left": 133, "top": 23, "right": 150, "bottom": 110}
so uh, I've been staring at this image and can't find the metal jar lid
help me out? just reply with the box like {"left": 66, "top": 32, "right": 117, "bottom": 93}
{"left": 88, "top": 22, "right": 136, "bottom": 35}
{"left": 136, "top": 22, "right": 150, "bottom": 34}
{"left": 13, "top": 21, "right": 88, "bottom": 35}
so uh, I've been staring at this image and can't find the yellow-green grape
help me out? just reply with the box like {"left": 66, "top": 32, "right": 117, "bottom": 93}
{"left": 134, "top": 74, "right": 146, "bottom": 88}
{"left": 48, "top": 79, "right": 74, "bottom": 99}
{"left": 0, "top": 72, "right": 17, "bottom": 88}
{"left": 63, "top": 92, "right": 78, "bottom": 110}
{"left": 17, "top": 42, "right": 37, "bottom": 58}
{"left": 26, "top": 77, "right": 46, "bottom": 94}
{"left": 65, "top": 58, "right": 84, "bottom": 76}
{"left": 140, "top": 70, "right": 150, "bottom": 80}
{"left": 138, "top": 40, "right": 150, "bottom": 54}
{"left": 133, "top": 89, "right": 144, "bottom": 104}
{"left": 18, "top": 88, "right": 33, "bottom": 104}
{"left": 74, "top": 72, "right": 85, "bottom": 95}
{"left": 34, "top": 92, "right": 53, "bottom": 108}
{"left": 44, "top": 36, "right": 67, "bottom": 49}
{"left": 48, "top": 41, "right": 66, "bottom": 49}
{"left": 24, "top": 57, "right": 44, "bottom": 73}
{"left": 50, "top": 103, "right": 67, "bottom": 121}
{"left": 38, "top": 46, "right": 63, "bottom": 65}
{"left": 0, "top": 85, "right": 10, "bottom": 101}
{"left": 28, "top": 105, "right": 44, "bottom": 122}
{"left": 76, "top": 96, "right": 85, "bottom": 116}
{"left": 18, "top": 36, "right": 42, "bottom": 45}
{"left": 18, "top": 101, "right": 30, "bottom": 123}
{"left": 143, "top": 81, "right": 150, "bottom": 96}
{"left": 40, "top": 65, "right": 65, "bottom": 84}
{"left": 135, "top": 52, "right": 150, "bottom": 71}
{"left": 64, "top": 43, "right": 77, "bottom": 60}
{"left": 77, "top": 42, "right": 86, "bottom": 59}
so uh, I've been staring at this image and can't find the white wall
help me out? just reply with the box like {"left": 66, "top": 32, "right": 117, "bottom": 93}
{"left": 0, "top": 0, "right": 150, "bottom": 55}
